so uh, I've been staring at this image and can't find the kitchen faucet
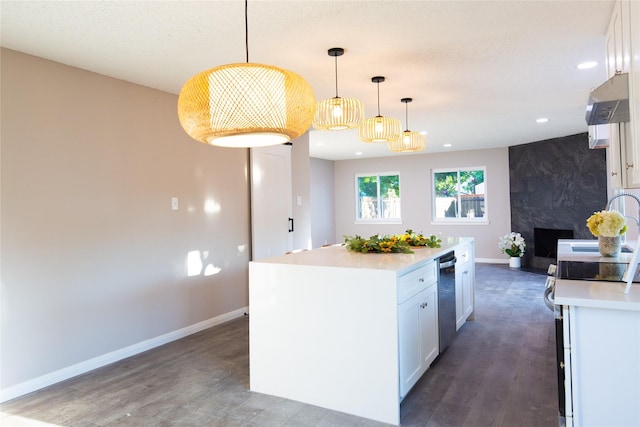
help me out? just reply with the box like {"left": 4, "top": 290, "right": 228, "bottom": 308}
{"left": 607, "top": 191, "right": 640, "bottom": 226}
{"left": 607, "top": 192, "right": 640, "bottom": 294}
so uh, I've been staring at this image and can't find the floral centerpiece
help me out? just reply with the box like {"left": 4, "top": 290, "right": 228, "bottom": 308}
{"left": 400, "top": 229, "right": 442, "bottom": 248}
{"left": 586, "top": 210, "right": 627, "bottom": 237}
{"left": 586, "top": 210, "right": 627, "bottom": 257}
{"left": 498, "top": 232, "right": 526, "bottom": 258}
{"left": 344, "top": 230, "right": 441, "bottom": 254}
{"left": 344, "top": 234, "right": 413, "bottom": 253}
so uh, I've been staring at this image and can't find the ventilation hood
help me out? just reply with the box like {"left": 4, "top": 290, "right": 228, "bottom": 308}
{"left": 585, "top": 72, "right": 630, "bottom": 125}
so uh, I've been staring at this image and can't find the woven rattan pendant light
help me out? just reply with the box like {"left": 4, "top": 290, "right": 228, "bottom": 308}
{"left": 177, "top": 1, "right": 316, "bottom": 148}
{"left": 312, "top": 48, "right": 363, "bottom": 131}
{"left": 359, "top": 76, "right": 401, "bottom": 143}
{"left": 389, "top": 98, "right": 426, "bottom": 153}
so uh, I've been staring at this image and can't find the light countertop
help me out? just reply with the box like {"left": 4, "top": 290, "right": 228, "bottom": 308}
{"left": 555, "top": 278, "right": 640, "bottom": 311}
{"left": 251, "top": 237, "right": 472, "bottom": 275}
{"left": 554, "top": 239, "right": 640, "bottom": 311}
{"left": 556, "top": 239, "right": 637, "bottom": 263}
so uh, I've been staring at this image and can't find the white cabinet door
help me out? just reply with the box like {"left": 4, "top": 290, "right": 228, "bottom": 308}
{"left": 624, "top": 0, "right": 640, "bottom": 187}
{"left": 398, "top": 290, "right": 422, "bottom": 397}
{"left": 398, "top": 283, "right": 438, "bottom": 399}
{"left": 605, "top": 8, "right": 624, "bottom": 187}
{"left": 605, "top": 0, "right": 640, "bottom": 188}
{"left": 455, "top": 262, "right": 465, "bottom": 330}
{"left": 455, "top": 242, "right": 475, "bottom": 329}
{"left": 420, "top": 286, "right": 439, "bottom": 368}
{"left": 461, "top": 267, "right": 473, "bottom": 319}
{"left": 568, "top": 305, "right": 640, "bottom": 426}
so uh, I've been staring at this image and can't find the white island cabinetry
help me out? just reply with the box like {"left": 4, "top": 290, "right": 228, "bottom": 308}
{"left": 249, "top": 238, "right": 474, "bottom": 425}
{"left": 398, "top": 261, "right": 438, "bottom": 398}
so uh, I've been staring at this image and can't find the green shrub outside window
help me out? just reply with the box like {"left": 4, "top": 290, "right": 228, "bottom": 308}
{"left": 433, "top": 168, "right": 486, "bottom": 220}
{"left": 356, "top": 173, "right": 401, "bottom": 221}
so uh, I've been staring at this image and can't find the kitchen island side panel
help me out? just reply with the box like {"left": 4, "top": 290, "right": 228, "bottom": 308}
{"left": 249, "top": 262, "right": 400, "bottom": 425}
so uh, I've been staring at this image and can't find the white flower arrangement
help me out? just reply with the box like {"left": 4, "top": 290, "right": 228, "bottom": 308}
{"left": 498, "top": 232, "right": 526, "bottom": 258}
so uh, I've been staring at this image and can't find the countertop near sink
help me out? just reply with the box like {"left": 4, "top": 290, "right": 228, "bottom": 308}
{"left": 556, "top": 239, "right": 637, "bottom": 263}
{"left": 555, "top": 239, "right": 640, "bottom": 311}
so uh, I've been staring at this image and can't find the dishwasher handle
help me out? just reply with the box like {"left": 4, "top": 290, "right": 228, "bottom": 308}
{"left": 440, "top": 257, "right": 457, "bottom": 269}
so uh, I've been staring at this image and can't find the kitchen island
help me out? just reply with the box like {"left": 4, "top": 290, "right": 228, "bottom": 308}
{"left": 248, "top": 237, "right": 474, "bottom": 425}
{"left": 554, "top": 240, "right": 640, "bottom": 426}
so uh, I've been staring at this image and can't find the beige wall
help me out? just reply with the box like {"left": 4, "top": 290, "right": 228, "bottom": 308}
{"left": 333, "top": 148, "right": 511, "bottom": 261}
{"left": 1, "top": 48, "right": 250, "bottom": 397}
{"left": 310, "top": 157, "right": 336, "bottom": 247}
{"left": 291, "top": 134, "right": 312, "bottom": 250}
{"left": 0, "top": 47, "right": 513, "bottom": 400}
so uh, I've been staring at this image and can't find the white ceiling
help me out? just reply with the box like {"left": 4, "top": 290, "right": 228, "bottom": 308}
{"left": 0, "top": 0, "right": 614, "bottom": 160}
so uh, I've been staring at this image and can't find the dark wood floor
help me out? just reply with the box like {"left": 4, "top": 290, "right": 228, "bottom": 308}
{"left": 1, "top": 263, "right": 558, "bottom": 426}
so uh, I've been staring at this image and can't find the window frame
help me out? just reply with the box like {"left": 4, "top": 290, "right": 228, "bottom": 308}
{"left": 431, "top": 167, "right": 488, "bottom": 224}
{"left": 354, "top": 172, "right": 403, "bottom": 224}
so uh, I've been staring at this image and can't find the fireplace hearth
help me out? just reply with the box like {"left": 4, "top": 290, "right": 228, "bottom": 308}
{"left": 534, "top": 227, "right": 574, "bottom": 259}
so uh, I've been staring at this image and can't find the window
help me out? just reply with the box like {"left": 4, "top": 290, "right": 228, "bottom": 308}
{"left": 433, "top": 168, "right": 486, "bottom": 221}
{"left": 356, "top": 173, "right": 401, "bottom": 222}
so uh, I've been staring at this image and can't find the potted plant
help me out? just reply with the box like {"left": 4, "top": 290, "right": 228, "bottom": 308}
{"left": 499, "top": 232, "right": 526, "bottom": 268}
{"left": 586, "top": 210, "right": 627, "bottom": 257}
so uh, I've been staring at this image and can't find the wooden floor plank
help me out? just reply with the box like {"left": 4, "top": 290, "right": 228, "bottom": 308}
{"left": 1, "top": 264, "right": 557, "bottom": 426}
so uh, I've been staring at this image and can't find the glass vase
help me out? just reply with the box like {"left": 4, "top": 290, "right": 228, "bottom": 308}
{"left": 598, "top": 235, "right": 621, "bottom": 257}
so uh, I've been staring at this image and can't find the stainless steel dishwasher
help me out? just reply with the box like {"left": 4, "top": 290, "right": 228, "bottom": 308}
{"left": 437, "top": 251, "right": 457, "bottom": 353}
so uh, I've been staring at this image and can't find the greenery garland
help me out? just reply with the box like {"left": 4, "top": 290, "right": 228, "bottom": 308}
{"left": 344, "top": 230, "right": 442, "bottom": 254}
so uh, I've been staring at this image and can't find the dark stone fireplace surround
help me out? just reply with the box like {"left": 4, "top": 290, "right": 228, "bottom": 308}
{"left": 509, "top": 133, "right": 607, "bottom": 271}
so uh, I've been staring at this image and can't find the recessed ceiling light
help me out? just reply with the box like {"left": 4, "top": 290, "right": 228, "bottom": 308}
{"left": 315, "top": 142, "right": 324, "bottom": 146}
{"left": 444, "top": 143, "right": 452, "bottom": 148}
{"left": 536, "top": 118, "right": 549, "bottom": 123}
{"left": 420, "top": 131, "right": 428, "bottom": 135}
{"left": 577, "top": 61, "right": 598, "bottom": 70}
{"left": 355, "top": 152, "right": 363, "bottom": 156}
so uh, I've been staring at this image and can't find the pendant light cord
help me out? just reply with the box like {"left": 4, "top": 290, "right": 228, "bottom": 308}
{"left": 404, "top": 102, "right": 409, "bottom": 131}
{"left": 245, "top": 0, "right": 249, "bottom": 63}
{"left": 334, "top": 55, "right": 339, "bottom": 98}
{"left": 376, "top": 82, "right": 381, "bottom": 116}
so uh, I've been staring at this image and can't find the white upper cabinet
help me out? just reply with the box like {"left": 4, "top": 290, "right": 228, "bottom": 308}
{"left": 628, "top": 0, "right": 640, "bottom": 187}
{"left": 606, "top": 0, "right": 640, "bottom": 188}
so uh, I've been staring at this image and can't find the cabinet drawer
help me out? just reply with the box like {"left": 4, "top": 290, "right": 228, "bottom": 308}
{"left": 397, "top": 261, "right": 437, "bottom": 304}
{"left": 456, "top": 244, "right": 471, "bottom": 264}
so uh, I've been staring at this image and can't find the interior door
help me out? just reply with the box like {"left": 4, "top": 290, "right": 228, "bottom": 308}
{"left": 250, "top": 145, "right": 293, "bottom": 260}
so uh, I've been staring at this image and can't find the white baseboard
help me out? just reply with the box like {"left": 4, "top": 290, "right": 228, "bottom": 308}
{"left": 0, "top": 306, "right": 248, "bottom": 403}
{"left": 475, "top": 258, "right": 509, "bottom": 264}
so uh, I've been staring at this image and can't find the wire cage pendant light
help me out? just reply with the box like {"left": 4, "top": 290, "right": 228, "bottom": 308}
{"left": 177, "top": 1, "right": 316, "bottom": 148}
{"left": 359, "top": 76, "right": 401, "bottom": 143}
{"left": 389, "top": 98, "right": 426, "bottom": 153}
{"left": 312, "top": 48, "right": 364, "bottom": 131}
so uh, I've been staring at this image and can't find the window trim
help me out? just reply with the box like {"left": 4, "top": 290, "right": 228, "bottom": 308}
{"left": 354, "top": 172, "right": 403, "bottom": 224}
{"left": 431, "top": 167, "right": 488, "bottom": 224}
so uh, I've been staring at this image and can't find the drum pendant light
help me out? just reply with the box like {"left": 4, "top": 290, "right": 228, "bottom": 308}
{"left": 389, "top": 98, "right": 426, "bottom": 152}
{"left": 177, "top": 0, "right": 316, "bottom": 148}
{"left": 359, "top": 76, "right": 401, "bottom": 143}
{"left": 312, "top": 48, "right": 364, "bottom": 130}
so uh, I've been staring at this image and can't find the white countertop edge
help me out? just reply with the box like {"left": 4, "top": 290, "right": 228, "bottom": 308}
{"left": 250, "top": 237, "right": 474, "bottom": 274}
{"left": 554, "top": 278, "right": 640, "bottom": 311}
